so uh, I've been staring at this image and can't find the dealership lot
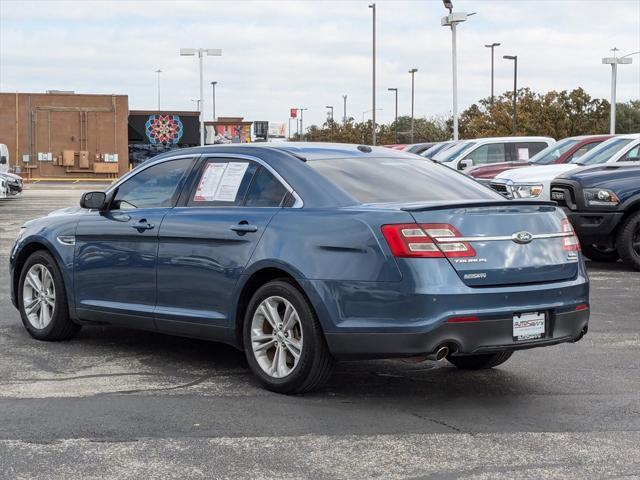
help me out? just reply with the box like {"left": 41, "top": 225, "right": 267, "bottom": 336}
{"left": 1, "top": 186, "right": 639, "bottom": 478}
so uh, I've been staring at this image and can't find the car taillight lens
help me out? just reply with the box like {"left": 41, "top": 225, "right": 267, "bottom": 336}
{"left": 381, "top": 223, "right": 475, "bottom": 258}
{"left": 561, "top": 219, "right": 580, "bottom": 251}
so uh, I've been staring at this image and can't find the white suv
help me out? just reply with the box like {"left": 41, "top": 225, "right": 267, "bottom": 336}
{"left": 490, "top": 134, "right": 640, "bottom": 200}
{"left": 434, "top": 136, "right": 555, "bottom": 171}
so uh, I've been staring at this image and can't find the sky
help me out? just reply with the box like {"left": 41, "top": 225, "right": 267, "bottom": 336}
{"left": 0, "top": 0, "right": 639, "bottom": 130}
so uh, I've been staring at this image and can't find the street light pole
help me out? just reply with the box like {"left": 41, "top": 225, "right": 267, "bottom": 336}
{"left": 326, "top": 105, "right": 334, "bottom": 141}
{"left": 342, "top": 95, "right": 348, "bottom": 125}
{"left": 441, "top": 1, "right": 472, "bottom": 141}
{"left": 602, "top": 48, "right": 633, "bottom": 134}
{"left": 180, "top": 47, "right": 222, "bottom": 146}
{"left": 388, "top": 88, "right": 398, "bottom": 143}
{"left": 325, "top": 105, "right": 334, "bottom": 122}
{"left": 299, "top": 108, "right": 308, "bottom": 141}
{"left": 484, "top": 43, "right": 500, "bottom": 106}
{"left": 155, "top": 69, "right": 162, "bottom": 111}
{"left": 408, "top": 69, "right": 417, "bottom": 143}
{"left": 503, "top": 55, "right": 518, "bottom": 135}
{"left": 369, "top": 3, "right": 377, "bottom": 145}
{"left": 210, "top": 81, "right": 217, "bottom": 121}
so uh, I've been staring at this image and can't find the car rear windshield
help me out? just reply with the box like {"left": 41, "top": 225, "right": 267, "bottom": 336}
{"left": 530, "top": 138, "right": 579, "bottom": 165}
{"left": 571, "top": 138, "right": 633, "bottom": 165}
{"left": 307, "top": 157, "right": 502, "bottom": 203}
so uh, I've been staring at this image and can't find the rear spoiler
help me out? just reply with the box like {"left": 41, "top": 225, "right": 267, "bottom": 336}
{"left": 401, "top": 200, "right": 557, "bottom": 212}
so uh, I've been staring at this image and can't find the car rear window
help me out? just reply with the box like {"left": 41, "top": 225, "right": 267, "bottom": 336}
{"left": 307, "top": 157, "right": 502, "bottom": 203}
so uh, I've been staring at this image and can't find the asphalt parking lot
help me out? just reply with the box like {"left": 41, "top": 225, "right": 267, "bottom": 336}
{"left": 0, "top": 186, "right": 639, "bottom": 479}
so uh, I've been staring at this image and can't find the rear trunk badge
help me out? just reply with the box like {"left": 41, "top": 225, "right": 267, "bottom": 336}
{"left": 512, "top": 231, "right": 533, "bottom": 244}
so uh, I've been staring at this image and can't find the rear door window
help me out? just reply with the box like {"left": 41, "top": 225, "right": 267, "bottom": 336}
{"left": 308, "top": 157, "right": 502, "bottom": 203}
{"left": 188, "top": 159, "right": 258, "bottom": 207}
{"left": 464, "top": 143, "right": 506, "bottom": 165}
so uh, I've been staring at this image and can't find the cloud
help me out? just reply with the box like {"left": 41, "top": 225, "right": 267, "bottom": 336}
{"left": 0, "top": 0, "right": 638, "bottom": 131}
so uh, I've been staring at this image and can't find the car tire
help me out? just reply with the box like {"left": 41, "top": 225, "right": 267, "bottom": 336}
{"left": 243, "top": 279, "right": 334, "bottom": 394}
{"left": 581, "top": 244, "right": 620, "bottom": 262}
{"left": 617, "top": 211, "right": 640, "bottom": 271}
{"left": 447, "top": 351, "right": 513, "bottom": 370}
{"left": 18, "top": 250, "right": 81, "bottom": 341}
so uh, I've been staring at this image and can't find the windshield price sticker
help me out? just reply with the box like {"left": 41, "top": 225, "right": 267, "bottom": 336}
{"left": 194, "top": 162, "right": 249, "bottom": 202}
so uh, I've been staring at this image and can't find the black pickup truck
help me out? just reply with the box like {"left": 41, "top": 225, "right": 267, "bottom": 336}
{"left": 551, "top": 162, "right": 640, "bottom": 270}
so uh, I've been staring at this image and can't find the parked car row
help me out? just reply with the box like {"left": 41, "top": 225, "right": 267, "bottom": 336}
{"left": 403, "top": 134, "right": 640, "bottom": 270}
{"left": 0, "top": 144, "right": 23, "bottom": 199}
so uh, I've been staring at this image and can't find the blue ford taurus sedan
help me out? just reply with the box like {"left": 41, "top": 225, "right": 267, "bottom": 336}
{"left": 10, "top": 143, "right": 589, "bottom": 393}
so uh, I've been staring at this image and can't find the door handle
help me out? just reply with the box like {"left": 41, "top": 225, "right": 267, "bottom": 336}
{"left": 131, "top": 219, "right": 155, "bottom": 231}
{"left": 230, "top": 223, "right": 258, "bottom": 234}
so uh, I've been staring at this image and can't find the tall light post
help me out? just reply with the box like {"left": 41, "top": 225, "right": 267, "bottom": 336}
{"left": 408, "top": 68, "right": 418, "bottom": 143}
{"left": 326, "top": 105, "right": 334, "bottom": 141}
{"left": 325, "top": 105, "right": 334, "bottom": 122}
{"left": 484, "top": 43, "right": 500, "bottom": 106}
{"left": 180, "top": 47, "right": 222, "bottom": 146}
{"left": 361, "top": 108, "right": 383, "bottom": 144}
{"left": 602, "top": 48, "right": 634, "bottom": 134}
{"left": 190, "top": 99, "right": 201, "bottom": 111}
{"left": 342, "top": 95, "right": 348, "bottom": 125}
{"left": 369, "top": 3, "right": 377, "bottom": 145}
{"left": 441, "top": 0, "right": 473, "bottom": 141}
{"left": 210, "top": 81, "right": 217, "bottom": 121}
{"left": 299, "top": 107, "right": 308, "bottom": 141}
{"left": 155, "top": 69, "right": 162, "bottom": 111}
{"left": 503, "top": 55, "right": 518, "bottom": 135}
{"left": 388, "top": 88, "right": 398, "bottom": 143}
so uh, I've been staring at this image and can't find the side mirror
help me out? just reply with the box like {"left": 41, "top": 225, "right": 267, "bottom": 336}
{"left": 80, "top": 191, "right": 108, "bottom": 210}
{"left": 458, "top": 159, "right": 473, "bottom": 171}
{"left": 0, "top": 156, "right": 7, "bottom": 165}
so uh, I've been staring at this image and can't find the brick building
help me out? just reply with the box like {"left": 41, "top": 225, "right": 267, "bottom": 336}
{"left": 0, "top": 92, "right": 129, "bottom": 180}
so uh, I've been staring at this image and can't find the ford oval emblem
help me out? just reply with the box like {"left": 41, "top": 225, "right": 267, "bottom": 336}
{"left": 512, "top": 231, "right": 534, "bottom": 244}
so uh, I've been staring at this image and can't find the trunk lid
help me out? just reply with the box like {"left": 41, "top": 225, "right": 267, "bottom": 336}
{"left": 402, "top": 201, "right": 579, "bottom": 287}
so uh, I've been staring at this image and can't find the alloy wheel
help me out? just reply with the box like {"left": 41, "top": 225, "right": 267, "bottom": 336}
{"left": 250, "top": 296, "right": 303, "bottom": 379}
{"left": 22, "top": 264, "right": 56, "bottom": 329}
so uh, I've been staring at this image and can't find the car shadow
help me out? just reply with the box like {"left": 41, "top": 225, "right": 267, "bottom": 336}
{"left": 63, "top": 326, "right": 545, "bottom": 402}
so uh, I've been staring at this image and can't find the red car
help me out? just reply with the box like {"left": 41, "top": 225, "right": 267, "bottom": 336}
{"left": 466, "top": 135, "right": 612, "bottom": 180}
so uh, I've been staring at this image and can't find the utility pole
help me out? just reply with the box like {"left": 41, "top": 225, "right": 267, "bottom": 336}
{"left": 342, "top": 95, "right": 348, "bottom": 125}
{"left": 155, "top": 69, "right": 162, "bottom": 111}
{"left": 484, "top": 43, "right": 500, "bottom": 106}
{"left": 503, "top": 55, "right": 518, "bottom": 135}
{"left": 602, "top": 48, "right": 633, "bottom": 134}
{"left": 409, "top": 69, "right": 417, "bottom": 143}
{"left": 210, "top": 81, "right": 217, "bottom": 120}
{"left": 369, "top": 3, "right": 377, "bottom": 145}
{"left": 388, "top": 88, "right": 398, "bottom": 143}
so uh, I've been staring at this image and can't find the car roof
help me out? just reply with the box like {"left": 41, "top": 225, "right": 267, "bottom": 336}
{"left": 466, "top": 136, "right": 555, "bottom": 144}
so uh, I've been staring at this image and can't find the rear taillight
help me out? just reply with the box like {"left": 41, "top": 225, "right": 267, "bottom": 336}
{"left": 561, "top": 219, "right": 580, "bottom": 251}
{"left": 381, "top": 223, "right": 476, "bottom": 258}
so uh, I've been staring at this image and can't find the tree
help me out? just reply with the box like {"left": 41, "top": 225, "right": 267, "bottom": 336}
{"left": 458, "top": 87, "right": 610, "bottom": 139}
{"left": 616, "top": 100, "right": 640, "bottom": 134}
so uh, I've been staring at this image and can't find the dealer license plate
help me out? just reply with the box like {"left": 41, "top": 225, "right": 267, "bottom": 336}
{"left": 513, "top": 312, "right": 546, "bottom": 341}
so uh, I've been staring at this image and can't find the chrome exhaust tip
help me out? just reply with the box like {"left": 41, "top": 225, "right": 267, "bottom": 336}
{"left": 426, "top": 345, "right": 449, "bottom": 361}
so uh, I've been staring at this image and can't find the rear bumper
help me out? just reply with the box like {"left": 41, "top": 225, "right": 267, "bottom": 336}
{"left": 564, "top": 209, "right": 623, "bottom": 244}
{"left": 325, "top": 308, "right": 588, "bottom": 359}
